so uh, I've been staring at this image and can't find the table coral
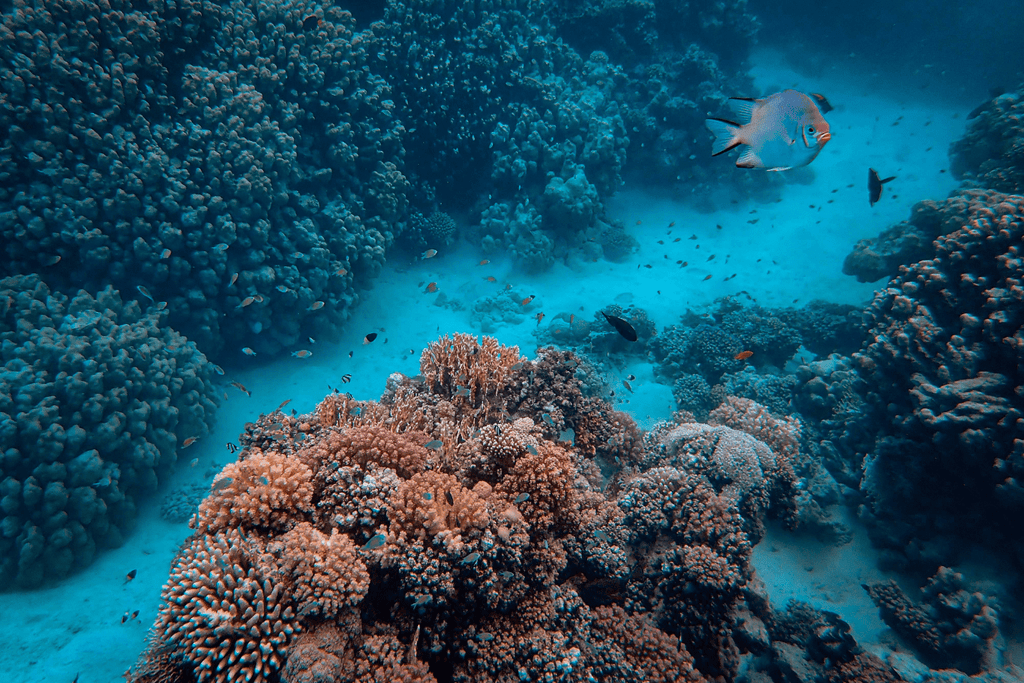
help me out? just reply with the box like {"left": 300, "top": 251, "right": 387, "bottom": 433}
{"left": 0, "top": 274, "right": 217, "bottom": 587}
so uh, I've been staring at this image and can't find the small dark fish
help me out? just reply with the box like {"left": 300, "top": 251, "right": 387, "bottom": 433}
{"left": 130, "top": 610, "right": 139, "bottom": 620}
{"left": 702, "top": 274, "right": 712, "bottom": 281}
{"left": 626, "top": 374, "right": 636, "bottom": 381}
{"left": 72, "top": 674, "right": 80, "bottom": 683}
{"left": 44, "top": 254, "right": 62, "bottom": 266}
{"left": 341, "top": 374, "right": 352, "bottom": 383}
{"left": 302, "top": 14, "right": 320, "bottom": 30}
{"left": 600, "top": 311, "right": 638, "bottom": 342}
{"left": 868, "top": 169, "right": 896, "bottom": 206}
{"left": 137, "top": 285, "right": 155, "bottom": 303}
{"left": 363, "top": 333, "right": 377, "bottom": 344}
{"left": 445, "top": 490, "right": 454, "bottom": 505}
{"left": 349, "top": 351, "right": 354, "bottom": 358}
{"left": 121, "top": 613, "right": 129, "bottom": 624}
{"left": 809, "top": 92, "right": 834, "bottom": 114}
{"left": 125, "top": 569, "right": 137, "bottom": 582}
{"left": 226, "top": 442, "right": 238, "bottom": 454}
{"left": 277, "top": 399, "right": 292, "bottom": 411}
{"left": 689, "top": 234, "right": 697, "bottom": 240}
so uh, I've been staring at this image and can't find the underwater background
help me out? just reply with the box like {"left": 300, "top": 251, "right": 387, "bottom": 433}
{"left": 1, "top": 0, "right": 1023, "bottom": 681}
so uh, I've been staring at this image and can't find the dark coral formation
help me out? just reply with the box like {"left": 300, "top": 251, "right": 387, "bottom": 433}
{"left": 950, "top": 86, "right": 1024, "bottom": 194}
{"left": 0, "top": 274, "right": 217, "bottom": 587}
{"left": 0, "top": 0, "right": 409, "bottom": 357}
{"left": 131, "top": 335, "right": 814, "bottom": 683}
{"left": 864, "top": 567, "right": 1003, "bottom": 674}
{"left": 833, "top": 191, "right": 1024, "bottom": 571}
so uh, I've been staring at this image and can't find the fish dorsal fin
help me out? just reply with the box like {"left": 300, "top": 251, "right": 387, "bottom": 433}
{"left": 728, "top": 97, "right": 758, "bottom": 125}
{"left": 736, "top": 147, "right": 764, "bottom": 169}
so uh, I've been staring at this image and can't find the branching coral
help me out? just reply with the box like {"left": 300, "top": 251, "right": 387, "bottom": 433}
{"left": 157, "top": 529, "right": 298, "bottom": 683}
{"left": 193, "top": 451, "right": 314, "bottom": 533}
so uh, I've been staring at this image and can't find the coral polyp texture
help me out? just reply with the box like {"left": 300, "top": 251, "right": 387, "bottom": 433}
{"left": 845, "top": 190, "right": 1024, "bottom": 570}
{"left": 0, "top": 274, "right": 217, "bottom": 587}
{"left": 133, "top": 334, "right": 898, "bottom": 683}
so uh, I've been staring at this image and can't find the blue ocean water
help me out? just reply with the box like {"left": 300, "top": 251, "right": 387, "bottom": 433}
{"left": 1, "top": 0, "right": 1023, "bottom": 681}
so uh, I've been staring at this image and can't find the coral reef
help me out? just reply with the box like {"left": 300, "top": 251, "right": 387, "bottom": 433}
{"left": 0, "top": 274, "right": 217, "bottom": 587}
{"left": 133, "top": 333, "right": 1024, "bottom": 683}
{"left": 132, "top": 335, "right": 800, "bottom": 682}
{"left": 0, "top": 0, "right": 410, "bottom": 357}
{"left": 950, "top": 85, "right": 1024, "bottom": 194}
{"left": 847, "top": 190, "right": 1024, "bottom": 571}
{"left": 864, "top": 567, "right": 1003, "bottom": 674}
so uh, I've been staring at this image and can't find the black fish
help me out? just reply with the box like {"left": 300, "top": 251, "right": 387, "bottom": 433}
{"left": 363, "top": 332, "right": 378, "bottom": 344}
{"left": 601, "top": 311, "right": 638, "bottom": 342}
{"left": 444, "top": 490, "right": 454, "bottom": 505}
{"left": 302, "top": 14, "right": 320, "bottom": 30}
{"left": 810, "top": 93, "right": 833, "bottom": 114}
{"left": 341, "top": 374, "right": 352, "bottom": 383}
{"left": 868, "top": 169, "right": 896, "bottom": 206}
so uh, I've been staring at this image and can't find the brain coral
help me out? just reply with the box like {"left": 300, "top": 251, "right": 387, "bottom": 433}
{"left": 0, "top": 274, "right": 217, "bottom": 587}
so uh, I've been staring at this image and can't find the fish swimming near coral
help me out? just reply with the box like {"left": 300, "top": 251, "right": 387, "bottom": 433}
{"left": 136, "top": 285, "right": 155, "bottom": 304}
{"left": 706, "top": 90, "right": 831, "bottom": 171}
{"left": 868, "top": 168, "right": 896, "bottom": 206}
{"left": 734, "top": 350, "right": 754, "bottom": 361}
{"left": 421, "top": 249, "right": 437, "bottom": 259}
{"left": 292, "top": 350, "right": 312, "bottom": 358}
{"left": 601, "top": 311, "right": 638, "bottom": 342}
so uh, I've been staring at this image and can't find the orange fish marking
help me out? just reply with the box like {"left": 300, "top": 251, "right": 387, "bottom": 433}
{"left": 535, "top": 312, "right": 544, "bottom": 325}
{"left": 702, "top": 274, "right": 712, "bottom": 281}
{"left": 478, "top": 260, "right": 489, "bottom": 265}
{"left": 485, "top": 276, "right": 497, "bottom": 282}
{"left": 521, "top": 295, "right": 534, "bottom": 306}
{"left": 734, "top": 350, "right": 754, "bottom": 361}
{"left": 425, "top": 282, "right": 438, "bottom": 293}
{"left": 182, "top": 437, "right": 198, "bottom": 448}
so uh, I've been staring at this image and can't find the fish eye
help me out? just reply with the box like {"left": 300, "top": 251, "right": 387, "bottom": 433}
{"left": 807, "top": 125, "right": 816, "bottom": 134}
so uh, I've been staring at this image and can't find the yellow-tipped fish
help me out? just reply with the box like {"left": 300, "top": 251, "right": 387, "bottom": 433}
{"left": 706, "top": 90, "right": 831, "bottom": 171}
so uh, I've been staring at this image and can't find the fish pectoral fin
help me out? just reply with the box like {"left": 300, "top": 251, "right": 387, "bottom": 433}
{"left": 735, "top": 148, "right": 765, "bottom": 168}
{"left": 727, "top": 97, "right": 758, "bottom": 124}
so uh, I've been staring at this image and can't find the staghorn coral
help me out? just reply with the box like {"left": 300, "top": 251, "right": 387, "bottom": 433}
{"left": 193, "top": 451, "right": 314, "bottom": 533}
{"left": 156, "top": 528, "right": 298, "bottom": 683}
{"left": 588, "top": 605, "right": 706, "bottom": 683}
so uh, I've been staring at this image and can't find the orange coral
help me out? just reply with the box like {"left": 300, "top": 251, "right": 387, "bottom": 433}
{"left": 260, "top": 522, "right": 369, "bottom": 619}
{"left": 387, "top": 471, "right": 489, "bottom": 549}
{"left": 158, "top": 529, "right": 297, "bottom": 683}
{"left": 193, "top": 451, "right": 314, "bottom": 533}
{"left": 420, "top": 333, "right": 525, "bottom": 405}
{"left": 355, "top": 633, "right": 436, "bottom": 683}
{"left": 497, "top": 441, "right": 580, "bottom": 531}
{"left": 304, "top": 425, "right": 430, "bottom": 478}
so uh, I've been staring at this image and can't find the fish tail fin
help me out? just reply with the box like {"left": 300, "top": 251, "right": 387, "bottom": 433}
{"left": 706, "top": 118, "right": 743, "bottom": 156}
{"left": 881, "top": 175, "right": 896, "bottom": 184}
